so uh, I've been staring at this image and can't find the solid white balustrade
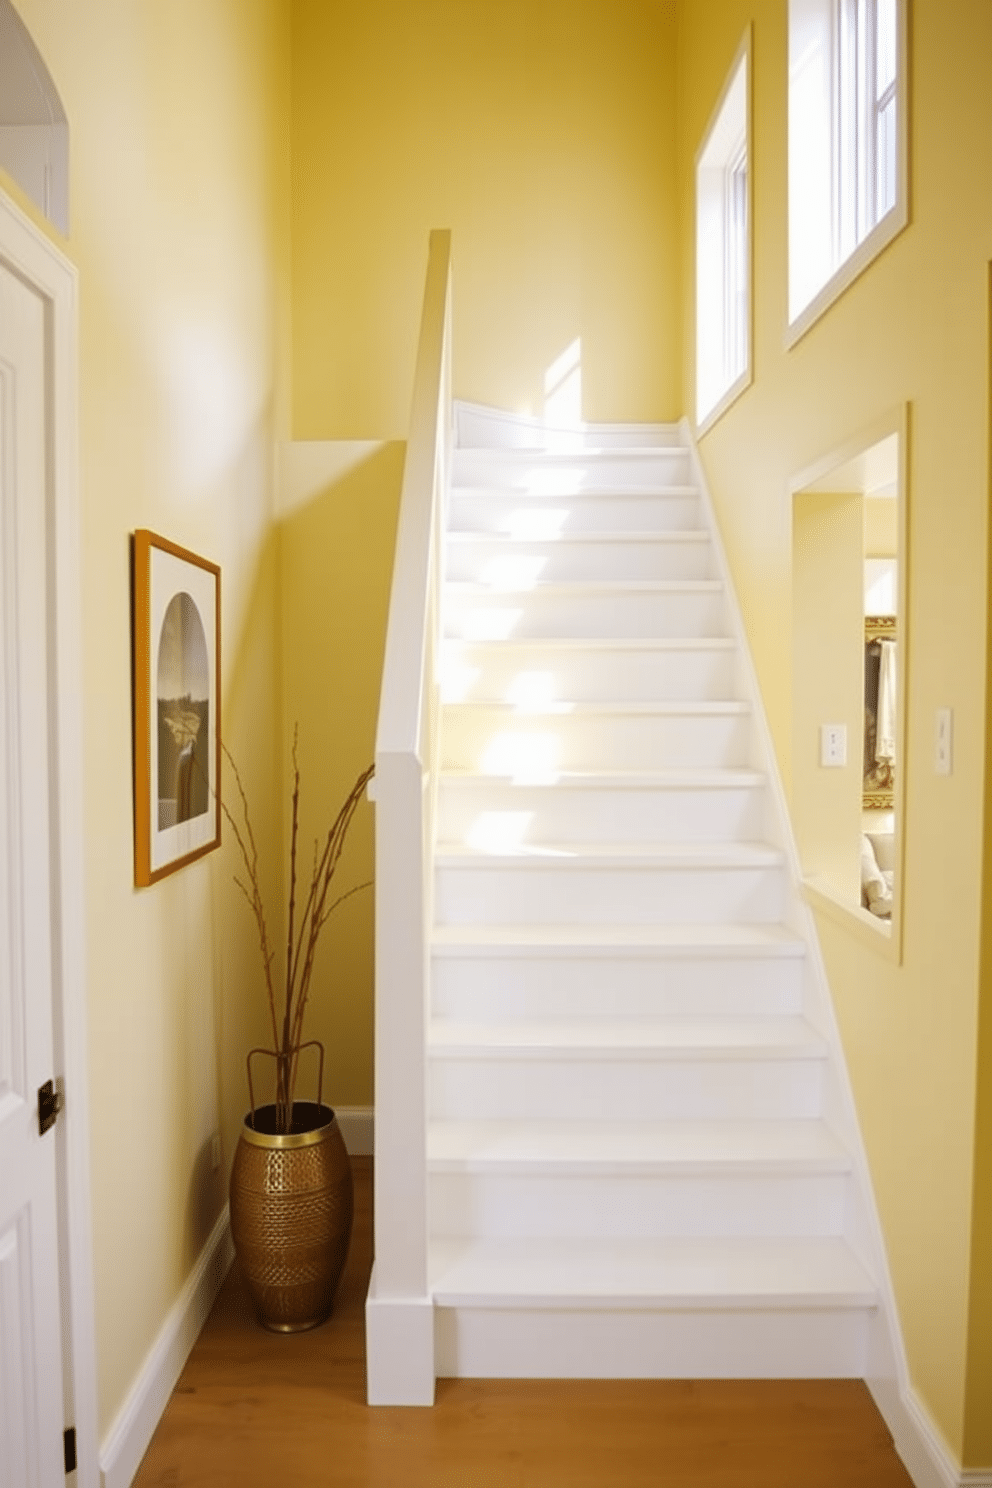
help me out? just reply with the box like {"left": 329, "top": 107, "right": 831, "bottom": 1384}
{"left": 367, "top": 228, "right": 451, "bottom": 1405}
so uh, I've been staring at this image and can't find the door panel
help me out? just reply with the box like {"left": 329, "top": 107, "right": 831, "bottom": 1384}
{"left": 0, "top": 257, "right": 65, "bottom": 1487}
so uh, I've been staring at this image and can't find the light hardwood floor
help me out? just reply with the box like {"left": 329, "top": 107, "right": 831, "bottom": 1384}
{"left": 133, "top": 1157, "right": 914, "bottom": 1487}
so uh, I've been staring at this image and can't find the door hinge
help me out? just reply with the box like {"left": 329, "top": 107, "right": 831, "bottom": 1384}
{"left": 64, "top": 1426, "right": 76, "bottom": 1473}
{"left": 38, "top": 1079, "right": 64, "bottom": 1136}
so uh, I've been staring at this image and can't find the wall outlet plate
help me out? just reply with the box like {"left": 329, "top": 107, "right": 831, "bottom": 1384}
{"left": 936, "top": 707, "right": 953, "bottom": 775}
{"left": 820, "top": 723, "right": 847, "bottom": 767}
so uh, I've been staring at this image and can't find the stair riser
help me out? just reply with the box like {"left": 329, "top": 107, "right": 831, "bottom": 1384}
{"left": 434, "top": 863, "right": 785, "bottom": 926}
{"left": 440, "top": 642, "right": 739, "bottom": 703}
{"left": 453, "top": 411, "right": 682, "bottom": 451}
{"left": 451, "top": 452, "right": 693, "bottom": 489}
{"left": 429, "top": 1171, "right": 848, "bottom": 1240}
{"left": 439, "top": 711, "right": 751, "bottom": 772}
{"left": 437, "top": 781, "right": 766, "bottom": 844}
{"left": 430, "top": 954, "right": 805, "bottom": 1021}
{"left": 428, "top": 1056, "right": 825, "bottom": 1122}
{"left": 434, "top": 1306, "right": 871, "bottom": 1380}
{"left": 446, "top": 538, "right": 716, "bottom": 584}
{"left": 449, "top": 493, "right": 701, "bottom": 536}
{"left": 444, "top": 590, "right": 726, "bottom": 642}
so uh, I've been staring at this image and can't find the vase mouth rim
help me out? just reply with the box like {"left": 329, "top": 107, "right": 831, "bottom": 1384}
{"left": 241, "top": 1101, "right": 337, "bottom": 1148}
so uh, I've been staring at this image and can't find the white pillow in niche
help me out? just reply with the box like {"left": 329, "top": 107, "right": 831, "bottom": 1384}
{"left": 866, "top": 831, "right": 895, "bottom": 873}
{"left": 861, "top": 834, "right": 893, "bottom": 918}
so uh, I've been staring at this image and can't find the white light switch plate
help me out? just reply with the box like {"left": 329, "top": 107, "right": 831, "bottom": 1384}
{"left": 820, "top": 723, "right": 847, "bottom": 767}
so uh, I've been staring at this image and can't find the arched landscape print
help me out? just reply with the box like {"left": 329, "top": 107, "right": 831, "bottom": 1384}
{"left": 156, "top": 591, "right": 210, "bottom": 829}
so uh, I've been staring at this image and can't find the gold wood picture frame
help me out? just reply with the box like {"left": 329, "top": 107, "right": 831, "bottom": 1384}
{"left": 133, "top": 530, "right": 221, "bottom": 886}
{"left": 863, "top": 614, "right": 896, "bottom": 811}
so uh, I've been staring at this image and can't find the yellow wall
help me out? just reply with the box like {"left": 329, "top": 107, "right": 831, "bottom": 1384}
{"left": 290, "top": 0, "right": 681, "bottom": 438}
{"left": 968, "top": 264, "right": 992, "bottom": 1464}
{"left": 9, "top": 0, "right": 292, "bottom": 1442}
{"left": 276, "top": 442, "right": 405, "bottom": 1107}
{"left": 865, "top": 495, "right": 898, "bottom": 559}
{"left": 678, "top": 0, "right": 992, "bottom": 1462}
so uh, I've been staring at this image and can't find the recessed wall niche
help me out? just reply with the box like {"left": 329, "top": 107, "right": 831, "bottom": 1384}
{"left": 790, "top": 416, "right": 906, "bottom": 957}
{"left": 0, "top": 0, "right": 69, "bottom": 235}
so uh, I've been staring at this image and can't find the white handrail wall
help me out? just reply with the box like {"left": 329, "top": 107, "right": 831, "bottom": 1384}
{"left": 366, "top": 228, "right": 452, "bottom": 1406}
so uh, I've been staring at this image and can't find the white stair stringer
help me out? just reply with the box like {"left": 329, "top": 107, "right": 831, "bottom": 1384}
{"left": 425, "top": 405, "right": 903, "bottom": 1395}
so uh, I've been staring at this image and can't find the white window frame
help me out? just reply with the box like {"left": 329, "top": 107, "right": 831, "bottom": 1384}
{"left": 695, "top": 28, "right": 752, "bottom": 435}
{"left": 787, "top": 0, "right": 908, "bottom": 346}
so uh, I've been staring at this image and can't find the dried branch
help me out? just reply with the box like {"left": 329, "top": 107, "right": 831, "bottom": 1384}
{"left": 222, "top": 736, "right": 374, "bottom": 1133}
{"left": 220, "top": 743, "right": 280, "bottom": 1054}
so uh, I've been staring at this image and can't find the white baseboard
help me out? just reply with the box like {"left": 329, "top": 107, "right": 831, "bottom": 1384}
{"left": 335, "top": 1104, "right": 374, "bottom": 1155}
{"left": 99, "top": 1205, "right": 233, "bottom": 1488}
{"left": 870, "top": 1378, "right": 992, "bottom": 1488}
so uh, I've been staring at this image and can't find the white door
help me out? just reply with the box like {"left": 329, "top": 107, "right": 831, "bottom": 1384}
{"left": 0, "top": 258, "right": 66, "bottom": 1484}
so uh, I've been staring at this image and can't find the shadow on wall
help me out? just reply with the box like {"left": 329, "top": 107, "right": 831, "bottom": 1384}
{"left": 206, "top": 513, "right": 284, "bottom": 1246}
{"left": 278, "top": 439, "right": 406, "bottom": 1111}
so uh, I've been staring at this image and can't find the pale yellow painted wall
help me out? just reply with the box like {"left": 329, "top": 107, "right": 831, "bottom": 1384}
{"left": 8, "top": 0, "right": 292, "bottom": 1442}
{"left": 968, "top": 940, "right": 992, "bottom": 1460}
{"left": 678, "top": 0, "right": 991, "bottom": 1461}
{"left": 290, "top": 0, "right": 681, "bottom": 438}
{"left": 968, "top": 265, "right": 992, "bottom": 1465}
{"left": 865, "top": 496, "right": 898, "bottom": 560}
{"left": 276, "top": 442, "right": 405, "bottom": 1108}
{"left": 792, "top": 493, "right": 864, "bottom": 900}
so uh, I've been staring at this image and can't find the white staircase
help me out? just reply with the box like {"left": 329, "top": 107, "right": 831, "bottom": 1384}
{"left": 426, "top": 406, "right": 883, "bottom": 1380}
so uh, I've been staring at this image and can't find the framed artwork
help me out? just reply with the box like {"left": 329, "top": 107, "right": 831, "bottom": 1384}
{"left": 133, "top": 530, "right": 221, "bottom": 886}
{"left": 863, "top": 614, "right": 896, "bottom": 811}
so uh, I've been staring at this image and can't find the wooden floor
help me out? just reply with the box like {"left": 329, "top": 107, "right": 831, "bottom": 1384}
{"left": 134, "top": 1158, "right": 914, "bottom": 1487}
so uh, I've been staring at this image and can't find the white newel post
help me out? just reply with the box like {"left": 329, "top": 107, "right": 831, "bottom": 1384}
{"left": 366, "top": 229, "right": 451, "bottom": 1406}
{"left": 366, "top": 750, "right": 434, "bottom": 1405}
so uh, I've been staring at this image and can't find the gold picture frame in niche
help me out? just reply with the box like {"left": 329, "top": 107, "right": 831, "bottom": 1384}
{"left": 133, "top": 530, "right": 221, "bottom": 886}
{"left": 863, "top": 614, "right": 896, "bottom": 811}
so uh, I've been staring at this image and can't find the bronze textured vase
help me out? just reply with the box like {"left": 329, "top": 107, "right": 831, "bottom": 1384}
{"left": 229, "top": 1101, "right": 353, "bottom": 1333}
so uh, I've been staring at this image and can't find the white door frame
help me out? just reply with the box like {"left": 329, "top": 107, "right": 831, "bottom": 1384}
{"left": 0, "top": 187, "right": 99, "bottom": 1488}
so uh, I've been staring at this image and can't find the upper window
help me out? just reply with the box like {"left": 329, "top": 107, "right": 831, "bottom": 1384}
{"left": 788, "top": 0, "right": 906, "bottom": 337}
{"left": 696, "top": 35, "right": 751, "bottom": 430}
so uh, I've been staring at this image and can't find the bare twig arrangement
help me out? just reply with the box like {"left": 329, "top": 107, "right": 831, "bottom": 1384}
{"left": 221, "top": 729, "right": 374, "bottom": 1133}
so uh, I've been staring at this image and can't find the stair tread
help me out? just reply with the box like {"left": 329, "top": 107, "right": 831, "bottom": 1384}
{"left": 426, "top": 1118, "right": 850, "bottom": 1172}
{"left": 447, "top": 578, "right": 722, "bottom": 595}
{"left": 449, "top": 486, "right": 699, "bottom": 504}
{"left": 435, "top": 840, "right": 783, "bottom": 868}
{"left": 443, "top": 636, "right": 737, "bottom": 651}
{"left": 428, "top": 1017, "right": 826, "bottom": 1059}
{"left": 441, "top": 698, "right": 748, "bottom": 716}
{"left": 431, "top": 922, "right": 806, "bottom": 955}
{"left": 447, "top": 530, "right": 712, "bottom": 546}
{"left": 428, "top": 1235, "right": 877, "bottom": 1310}
{"left": 454, "top": 440, "right": 686, "bottom": 456}
{"left": 440, "top": 768, "right": 765, "bottom": 789}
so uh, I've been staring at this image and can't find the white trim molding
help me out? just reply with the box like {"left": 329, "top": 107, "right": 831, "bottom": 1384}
{"left": 99, "top": 1206, "right": 234, "bottom": 1488}
{"left": 895, "top": 1384, "right": 992, "bottom": 1488}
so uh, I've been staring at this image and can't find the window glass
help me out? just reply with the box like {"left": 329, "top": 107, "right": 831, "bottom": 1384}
{"left": 789, "top": 0, "right": 905, "bottom": 331}
{"left": 696, "top": 42, "right": 750, "bottom": 428}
